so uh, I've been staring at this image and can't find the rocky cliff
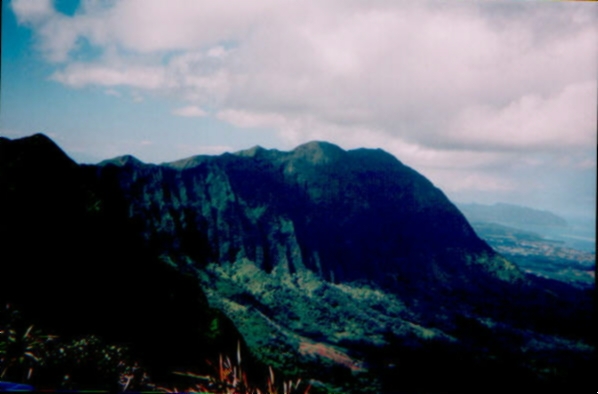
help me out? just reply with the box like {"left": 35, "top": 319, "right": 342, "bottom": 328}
{"left": 94, "top": 140, "right": 523, "bottom": 302}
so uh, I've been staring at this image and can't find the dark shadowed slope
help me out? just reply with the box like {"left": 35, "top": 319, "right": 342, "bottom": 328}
{"left": 0, "top": 134, "right": 244, "bottom": 386}
{"left": 100, "top": 140, "right": 523, "bottom": 296}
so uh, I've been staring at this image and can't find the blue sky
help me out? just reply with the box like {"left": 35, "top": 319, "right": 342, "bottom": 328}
{"left": 1, "top": 0, "right": 596, "bottom": 220}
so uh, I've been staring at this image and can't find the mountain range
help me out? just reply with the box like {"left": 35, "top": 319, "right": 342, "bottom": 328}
{"left": 457, "top": 202, "right": 568, "bottom": 228}
{"left": 0, "top": 134, "right": 594, "bottom": 392}
{"left": 97, "top": 140, "right": 523, "bottom": 294}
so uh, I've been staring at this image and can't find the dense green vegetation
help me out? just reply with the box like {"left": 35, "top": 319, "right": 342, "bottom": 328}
{"left": 197, "top": 258, "right": 595, "bottom": 392}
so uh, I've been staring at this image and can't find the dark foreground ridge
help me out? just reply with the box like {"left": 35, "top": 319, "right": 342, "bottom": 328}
{"left": 0, "top": 134, "right": 245, "bottom": 389}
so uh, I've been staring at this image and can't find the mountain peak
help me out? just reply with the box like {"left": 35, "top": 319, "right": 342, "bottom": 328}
{"left": 19, "top": 132, "right": 54, "bottom": 142}
{"left": 290, "top": 141, "right": 345, "bottom": 164}
{"left": 0, "top": 133, "right": 77, "bottom": 169}
{"left": 234, "top": 145, "right": 271, "bottom": 158}
{"left": 99, "top": 154, "right": 145, "bottom": 167}
{"left": 11, "top": 133, "right": 65, "bottom": 152}
{"left": 236, "top": 145, "right": 264, "bottom": 155}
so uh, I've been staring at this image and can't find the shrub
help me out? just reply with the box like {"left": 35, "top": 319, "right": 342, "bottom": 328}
{"left": 0, "top": 304, "right": 154, "bottom": 391}
{"left": 158, "top": 342, "right": 311, "bottom": 394}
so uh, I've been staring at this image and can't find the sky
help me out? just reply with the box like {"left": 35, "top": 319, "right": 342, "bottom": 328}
{"left": 1, "top": 0, "right": 596, "bottom": 220}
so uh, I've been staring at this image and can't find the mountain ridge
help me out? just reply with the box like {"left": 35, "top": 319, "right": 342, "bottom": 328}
{"left": 1, "top": 133, "right": 594, "bottom": 392}
{"left": 91, "top": 138, "right": 524, "bottom": 293}
{"left": 98, "top": 154, "right": 146, "bottom": 167}
{"left": 457, "top": 202, "right": 569, "bottom": 227}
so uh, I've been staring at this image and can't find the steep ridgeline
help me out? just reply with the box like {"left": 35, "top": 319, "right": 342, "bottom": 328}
{"left": 95, "top": 141, "right": 522, "bottom": 301}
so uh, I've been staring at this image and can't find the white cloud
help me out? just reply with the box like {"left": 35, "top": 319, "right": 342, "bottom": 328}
{"left": 20, "top": 1, "right": 595, "bottom": 146}
{"left": 11, "top": 0, "right": 597, "bottom": 206}
{"left": 96, "top": 0, "right": 279, "bottom": 53}
{"left": 448, "top": 81, "right": 597, "bottom": 151}
{"left": 172, "top": 105, "right": 208, "bottom": 118}
{"left": 11, "top": 0, "right": 79, "bottom": 62}
{"left": 216, "top": 110, "right": 286, "bottom": 129}
{"left": 437, "top": 171, "right": 518, "bottom": 193}
{"left": 51, "top": 63, "right": 167, "bottom": 89}
{"left": 11, "top": 0, "right": 53, "bottom": 24}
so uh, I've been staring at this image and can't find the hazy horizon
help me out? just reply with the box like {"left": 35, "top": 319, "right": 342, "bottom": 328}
{"left": 1, "top": 0, "right": 596, "bottom": 220}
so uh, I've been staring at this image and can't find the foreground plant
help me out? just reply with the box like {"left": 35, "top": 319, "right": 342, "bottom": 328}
{"left": 0, "top": 305, "right": 54, "bottom": 382}
{"left": 159, "top": 342, "right": 311, "bottom": 394}
{"left": 0, "top": 304, "right": 154, "bottom": 392}
{"left": 54, "top": 335, "right": 154, "bottom": 392}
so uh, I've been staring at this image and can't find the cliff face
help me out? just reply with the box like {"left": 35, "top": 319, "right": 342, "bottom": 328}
{"left": 94, "top": 140, "right": 523, "bottom": 299}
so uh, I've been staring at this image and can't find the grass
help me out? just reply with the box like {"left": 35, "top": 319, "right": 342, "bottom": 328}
{"left": 1, "top": 305, "right": 311, "bottom": 393}
{"left": 157, "top": 342, "right": 311, "bottom": 394}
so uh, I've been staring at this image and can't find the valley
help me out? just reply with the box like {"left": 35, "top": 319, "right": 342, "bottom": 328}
{"left": 457, "top": 206, "right": 595, "bottom": 288}
{"left": 195, "top": 254, "right": 594, "bottom": 392}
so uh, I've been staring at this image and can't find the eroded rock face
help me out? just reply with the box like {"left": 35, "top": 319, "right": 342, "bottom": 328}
{"left": 94, "top": 140, "right": 524, "bottom": 300}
